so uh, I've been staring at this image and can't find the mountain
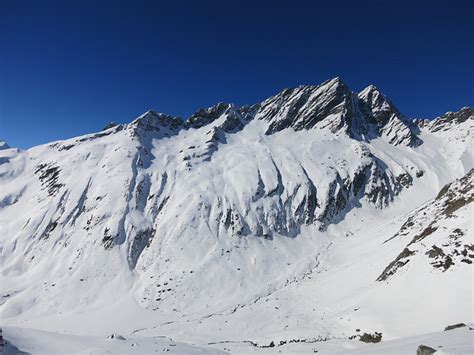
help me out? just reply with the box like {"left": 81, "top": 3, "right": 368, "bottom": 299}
{"left": 0, "top": 78, "right": 472, "bottom": 354}
{"left": 256, "top": 77, "right": 421, "bottom": 147}
{"left": 0, "top": 140, "right": 10, "bottom": 150}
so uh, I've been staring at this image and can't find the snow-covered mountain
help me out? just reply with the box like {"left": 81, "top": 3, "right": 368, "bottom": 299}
{"left": 0, "top": 140, "right": 9, "bottom": 151}
{"left": 0, "top": 78, "right": 472, "bottom": 354}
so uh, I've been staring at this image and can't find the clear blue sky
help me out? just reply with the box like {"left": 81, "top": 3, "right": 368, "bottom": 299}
{"left": 2, "top": 0, "right": 473, "bottom": 148}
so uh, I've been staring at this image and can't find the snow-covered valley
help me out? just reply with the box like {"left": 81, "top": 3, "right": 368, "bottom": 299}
{"left": 0, "top": 78, "right": 472, "bottom": 354}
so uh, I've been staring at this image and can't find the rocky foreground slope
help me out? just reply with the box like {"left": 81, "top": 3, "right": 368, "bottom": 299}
{"left": 378, "top": 169, "right": 473, "bottom": 281}
{"left": 0, "top": 78, "right": 472, "bottom": 353}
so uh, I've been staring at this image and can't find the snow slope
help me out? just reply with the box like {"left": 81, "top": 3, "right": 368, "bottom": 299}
{"left": 2, "top": 324, "right": 473, "bottom": 354}
{"left": 1, "top": 326, "right": 228, "bottom": 355}
{"left": 0, "top": 78, "right": 472, "bottom": 353}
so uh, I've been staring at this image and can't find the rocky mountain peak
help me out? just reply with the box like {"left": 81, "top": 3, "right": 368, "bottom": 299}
{"left": 130, "top": 110, "right": 183, "bottom": 132}
{"left": 318, "top": 76, "right": 348, "bottom": 91}
{"left": 253, "top": 77, "right": 421, "bottom": 146}
{"left": 357, "top": 85, "right": 422, "bottom": 147}
{"left": 121, "top": 78, "right": 426, "bottom": 147}
{"left": 255, "top": 77, "right": 354, "bottom": 135}
{"left": 186, "top": 102, "right": 234, "bottom": 129}
{"left": 428, "top": 106, "right": 473, "bottom": 132}
{"left": 358, "top": 84, "right": 401, "bottom": 127}
{"left": 0, "top": 140, "right": 10, "bottom": 150}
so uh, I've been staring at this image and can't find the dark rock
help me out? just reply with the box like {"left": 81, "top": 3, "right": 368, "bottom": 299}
{"left": 34, "top": 163, "right": 64, "bottom": 196}
{"left": 103, "top": 122, "right": 118, "bottom": 130}
{"left": 107, "top": 333, "right": 126, "bottom": 340}
{"left": 128, "top": 228, "right": 156, "bottom": 268}
{"left": 186, "top": 103, "right": 232, "bottom": 129}
{"left": 410, "top": 225, "right": 438, "bottom": 245}
{"left": 377, "top": 248, "right": 415, "bottom": 281}
{"left": 132, "top": 110, "right": 183, "bottom": 132}
{"left": 429, "top": 107, "right": 473, "bottom": 133}
{"left": 102, "top": 227, "right": 116, "bottom": 249}
{"left": 417, "top": 344, "right": 437, "bottom": 354}
{"left": 444, "top": 323, "right": 466, "bottom": 331}
{"left": 359, "top": 332, "right": 382, "bottom": 343}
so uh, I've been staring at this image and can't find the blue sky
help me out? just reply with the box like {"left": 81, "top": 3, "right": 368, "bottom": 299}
{"left": 2, "top": 0, "right": 473, "bottom": 148}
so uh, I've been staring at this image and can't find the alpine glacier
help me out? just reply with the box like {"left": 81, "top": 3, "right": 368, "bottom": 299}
{"left": 0, "top": 78, "right": 472, "bottom": 354}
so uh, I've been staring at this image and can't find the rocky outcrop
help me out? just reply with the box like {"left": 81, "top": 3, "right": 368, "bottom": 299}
{"left": 34, "top": 163, "right": 64, "bottom": 196}
{"left": 131, "top": 110, "right": 183, "bottom": 134}
{"left": 378, "top": 170, "right": 474, "bottom": 281}
{"left": 417, "top": 345, "right": 437, "bottom": 355}
{"left": 181, "top": 104, "right": 256, "bottom": 165}
{"left": 358, "top": 85, "right": 422, "bottom": 146}
{"left": 426, "top": 107, "right": 473, "bottom": 133}
{"left": 186, "top": 102, "right": 234, "bottom": 129}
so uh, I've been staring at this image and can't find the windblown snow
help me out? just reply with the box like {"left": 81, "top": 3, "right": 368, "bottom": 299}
{"left": 0, "top": 78, "right": 473, "bottom": 354}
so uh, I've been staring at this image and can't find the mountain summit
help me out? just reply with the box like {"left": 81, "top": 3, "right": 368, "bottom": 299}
{"left": 0, "top": 140, "right": 10, "bottom": 150}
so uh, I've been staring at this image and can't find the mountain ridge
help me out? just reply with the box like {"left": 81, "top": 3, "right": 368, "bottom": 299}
{"left": 0, "top": 77, "right": 472, "bottom": 354}
{"left": 108, "top": 77, "right": 425, "bottom": 147}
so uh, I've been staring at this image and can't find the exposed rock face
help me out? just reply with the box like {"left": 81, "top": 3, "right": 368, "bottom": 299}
{"left": 417, "top": 345, "right": 437, "bottom": 355}
{"left": 181, "top": 103, "right": 257, "bottom": 165}
{"left": 377, "top": 169, "right": 473, "bottom": 281}
{"left": 256, "top": 78, "right": 360, "bottom": 136}
{"left": 444, "top": 323, "right": 467, "bottom": 331}
{"left": 358, "top": 85, "right": 422, "bottom": 146}
{"left": 358, "top": 85, "right": 397, "bottom": 127}
{"left": 426, "top": 107, "right": 474, "bottom": 132}
{"left": 102, "top": 122, "right": 119, "bottom": 131}
{"left": 186, "top": 102, "right": 234, "bottom": 129}
{"left": 34, "top": 163, "right": 64, "bottom": 196}
{"left": 131, "top": 110, "right": 183, "bottom": 134}
{"left": 255, "top": 78, "right": 421, "bottom": 146}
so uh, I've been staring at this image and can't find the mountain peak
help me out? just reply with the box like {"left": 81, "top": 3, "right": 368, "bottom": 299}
{"left": 320, "top": 76, "right": 346, "bottom": 88}
{"left": 186, "top": 102, "right": 234, "bottom": 129}
{"left": 119, "top": 78, "right": 423, "bottom": 147}
{"left": 358, "top": 84, "right": 380, "bottom": 98}
{"left": 358, "top": 85, "right": 400, "bottom": 124}
{"left": 0, "top": 140, "right": 10, "bottom": 150}
{"left": 131, "top": 110, "right": 183, "bottom": 132}
{"left": 357, "top": 86, "right": 422, "bottom": 146}
{"left": 256, "top": 77, "right": 354, "bottom": 134}
{"left": 441, "top": 106, "right": 473, "bottom": 121}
